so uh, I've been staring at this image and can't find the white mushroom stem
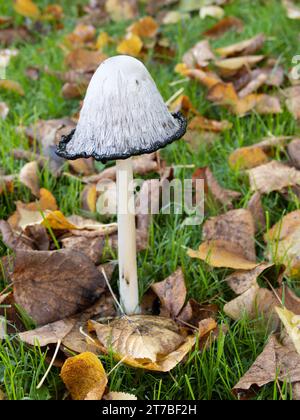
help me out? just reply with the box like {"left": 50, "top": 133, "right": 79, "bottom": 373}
{"left": 116, "top": 157, "right": 140, "bottom": 315}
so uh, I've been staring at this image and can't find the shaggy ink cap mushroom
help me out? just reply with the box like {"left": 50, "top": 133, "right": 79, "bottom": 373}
{"left": 56, "top": 55, "right": 187, "bottom": 163}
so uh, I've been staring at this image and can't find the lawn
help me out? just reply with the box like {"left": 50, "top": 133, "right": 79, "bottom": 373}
{"left": 0, "top": 0, "right": 299, "bottom": 400}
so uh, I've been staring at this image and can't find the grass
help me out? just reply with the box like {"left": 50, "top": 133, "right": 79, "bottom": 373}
{"left": 0, "top": 0, "right": 299, "bottom": 400}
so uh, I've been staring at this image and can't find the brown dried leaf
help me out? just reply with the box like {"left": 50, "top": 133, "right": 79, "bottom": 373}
{"left": 151, "top": 268, "right": 186, "bottom": 318}
{"left": 247, "top": 192, "right": 266, "bottom": 232}
{"left": 247, "top": 160, "right": 300, "bottom": 194}
{"left": 81, "top": 184, "right": 97, "bottom": 212}
{"left": 65, "top": 24, "right": 96, "bottom": 46}
{"left": 19, "top": 318, "right": 76, "bottom": 346}
{"left": 183, "top": 40, "right": 215, "bottom": 68}
{"left": 188, "top": 116, "right": 232, "bottom": 132}
{"left": 19, "top": 161, "right": 40, "bottom": 197}
{"left": 288, "top": 139, "right": 300, "bottom": 169}
{"left": 233, "top": 335, "right": 300, "bottom": 398}
{"left": 61, "top": 352, "right": 107, "bottom": 400}
{"left": 0, "top": 27, "right": 30, "bottom": 46}
{"left": 65, "top": 48, "right": 107, "bottom": 72}
{"left": 12, "top": 249, "right": 106, "bottom": 325}
{"left": 89, "top": 315, "right": 195, "bottom": 371}
{"left": 192, "top": 166, "right": 240, "bottom": 208}
{"left": 178, "top": 299, "right": 218, "bottom": 327}
{"left": 203, "top": 16, "right": 244, "bottom": 38}
{"left": 0, "top": 174, "right": 14, "bottom": 195}
{"left": 225, "top": 263, "right": 284, "bottom": 295}
{"left": 284, "top": 86, "right": 300, "bottom": 120}
{"left": 283, "top": 0, "right": 300, "bottom": 19}
{"left": 215, "top": 55, "right": 265, "bottom": 73}
{"left": 215, "top": 34, "right": 265, "bottom": 58}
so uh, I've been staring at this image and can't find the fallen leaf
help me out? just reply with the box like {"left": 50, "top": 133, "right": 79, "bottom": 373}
{"left": 25, "top": 66, "right": 40, "bottom": 80}
{"left": 19, "top": 318, "right": 75, "bottom": 346}
{"left": 169, "top": 94, "right": 199, "bottom": 116}
{"left": 288, "top": 138, "right": 300, "bottom": 169}
{"left": 89, "top": 315, "right": 196, "bottom": 371}
{"left": 247, "top": 161, "right": 300, "bottom": 194}
{"left": 215, "top": 34, "right": 266, "bottom": 58}
{"left": 180, "top": 0, "right": 228, "bottom": 13}
{"left": 103, "top": 392, "right": 137, "bottom": 400}
{"left": 233, "top": 335, "right": 300, "bottom": 399}
{"left": 247, "top": 192, "right": 266, "bottom": 232}
{"left": 186, "top": 68, "right": 221, "bottom": 88}
{"left": 19, "top": 161, "right": 40, "bottom": 197}
{"left": 183, "top": 40, "right": 215, "bottom": 68}
{"left": 0, "top": 27, "right": 31, "bottom": 46}
{"left": 215, "top": 55, "right": 265, "bottom": 73}
{"left": 61, "top": 352, "right": 107, "bottom": 400}
{"left": 203, "top": 16, "right": 244, "bottom": 38}
{"left": 65, "top": 48, "right": 107, "bottom": 72}
{"left": 178, "top": 299, "right": 219, "bottom": 327}
{"left": 283, "top": 0, "right": 300, "bottom": 19}
{"left": 65, "top": 23, "right": 96, "bottom": 46}
{"left": 188, "top": 209, "right": 257, "bottom": 269}
{"left": 0, "top": 80, "right": 24, "bottom": 96}
{"left": 116, "top": 34, "right": 143, "bottom": 56}
{"left": 225, "top": 263, "right": 284, "bottom": 295}
{"left": 162, "top": 11, "right": 189, "bottom": 25}
{"left": 129, "top": 16, "right": 158, "bottom": 38}
{"left": 198, "top": 318, "right": 217, "bottom": 338}
{"left": 96, "top": 32, "right": 111, "bottom": 50}
{"left": 229, "top": 146, "right": 269, "bottom": 170}
{"left": 151, "top": 268, "right": 186, "bottom": 318}
{"left": 81, "top": 184, "right": 97, "bottom": 212}
{"left": 192, "top": 166, "right": 240, "bottom": 208}
{"left": 0, "top": 174, "right": 14, "bottom": 195}
{"left": 238, "top": 73, "right": 268, "bottom": 98}
{"left": 276, "top": 307, "right": 300, "bottom": 355}
{"left": 12, "top": 249, "right": 106, "bottom": 325}
{"left": 14, "top": 0, "right": 40, "bottom": 19}
{"left": 105, "top": 0, "right": 138, "bottom": 22}
{"left": 283, "top": 86, "right": 300, "bottom": 120}
{"left": 188, "top": 115, "right": 232, "bottom": 132}
{"left": 200, "top": 5, "right": 224, "bottom": 19}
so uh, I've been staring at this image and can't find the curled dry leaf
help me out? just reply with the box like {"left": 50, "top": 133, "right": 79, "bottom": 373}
{"left": 192, "top": 166, "right": 240, "bottom": 208}
{"left": 0, "top": 174, "right": 14, "bottom": 195}
{"left": 215, "top": 34, "right": 265, "bottom": 58}
{"left": 225, "top": 263, "right": 284, "bottom": 295}
{"left": 233, "top": 335, "right": 300, "bottom": 399}
{"left": 61, "top": 352, "right": 107, "bottom": 400}
{"left": 89, "top": 315, "right": 196, "bottom": 372}
{"left": 12, "top": 249, "right": 106, "bottom": 325}
{"left": 178, "top": 298, "right": 219, "bottom": 327}
{"left": 183, "top": 40, "right": 215, "bottom": 68}
{"left": 247, "top": 160, "right": 300, "bottom": 194}
{"left": 203, "top": 16, "right": 244, "bottom": 38}
{"left": 19, "top": 161, "right": 40, "bottom": 197}
{"left": 65, "top": 23, "right": 96, "bottom": 47}
{"left": 188, "top": 209, "right": 257, "bottom": 269}
{"left": 200, "top": 5, "right": 224, "bottom": 20}
{"left": 215, "top": 55, "right": 265, "bottom": 73}
{"left": 283, "top": 0, "right": 300, "bottom": 19}
{"left": 19, "top": 318, "right": 76, "bottom": 346}
{"left": 188, "top": 115, "right": 232, "bottom": 133}
{"left": 151, "top": 268, "right": 186, "bottom": 318}
{"left": 81, "top": 184, "right": 97, "bottom": 212}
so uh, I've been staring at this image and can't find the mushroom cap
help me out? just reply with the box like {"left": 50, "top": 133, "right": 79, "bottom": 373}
{"left": 56, "top": 55, "right": 187, "bottom": 163}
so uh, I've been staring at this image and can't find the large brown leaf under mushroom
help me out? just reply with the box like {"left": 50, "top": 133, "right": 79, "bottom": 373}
{"left": 88, "top": 315, "right": 195, "bottom": 372}
{"left": 12, "top": 249, "right": 106, "bottom": 325}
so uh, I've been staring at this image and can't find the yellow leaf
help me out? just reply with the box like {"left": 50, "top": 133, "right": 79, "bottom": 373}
{"left": 96, "top": 32, "right": 111, "bottom": 50}
{"left": 14, "top": 0, "right": 40, "bottom": 18}
{"left": 0, "top": 80, "right": 24, "bottom": 96}
{"left": 276, "top": 307, "right": 300, "bottom": 355}
{"left": 81, "top": 184, "right": 97, "bottom": 212}
{"left": 174, "top": 63, "right": 189, "bottom": 77}
{"left": 188, "top": 240, "right": 259, "bottom": 270}
{"left": 229, "top": 147, "right": 269, "bottom": 170}
{"left": 42, "top": 210, "right": 77, "bottom": 230}
{"left": 117, "top": 34, "right": 143, "bottom": 57}
{"left": 61, "top": 352, "right": 107, "bottom": 400}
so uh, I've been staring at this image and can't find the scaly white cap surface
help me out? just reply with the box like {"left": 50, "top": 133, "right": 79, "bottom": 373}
{"left": 56, "top": 55, "right": 186, "bottom": 162}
